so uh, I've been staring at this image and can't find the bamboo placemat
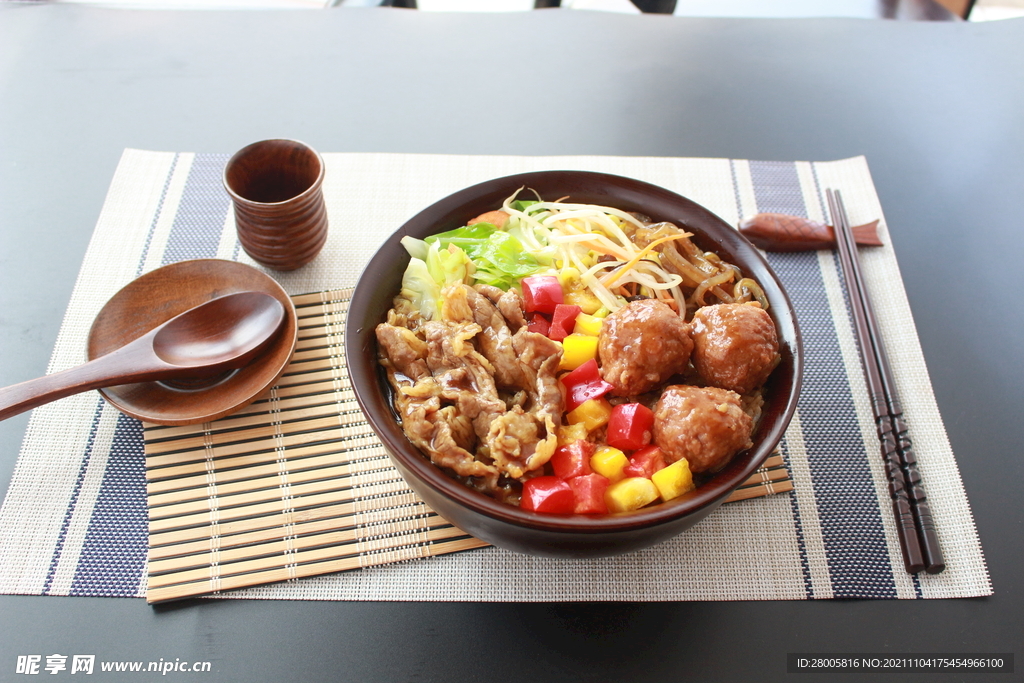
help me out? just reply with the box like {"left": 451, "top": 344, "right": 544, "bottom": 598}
{"left": 143, "top": 287, "right": 792, "bottom": 603}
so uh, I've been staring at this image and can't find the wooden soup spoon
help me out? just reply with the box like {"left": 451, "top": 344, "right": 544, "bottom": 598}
{"left": 0, "top": 291, "right": 285, "bottom": 421}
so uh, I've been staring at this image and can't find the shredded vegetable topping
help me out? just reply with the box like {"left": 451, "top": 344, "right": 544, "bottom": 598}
{"left": 398, "top": 188, "right": 768, "bottom": 322}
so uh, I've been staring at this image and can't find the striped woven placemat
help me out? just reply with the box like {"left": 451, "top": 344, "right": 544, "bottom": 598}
{"left": 143, "top": 288, "right": 791, "bottom": 603}
{"left": 0, "top": 150, "right": 990, "bottom": 602}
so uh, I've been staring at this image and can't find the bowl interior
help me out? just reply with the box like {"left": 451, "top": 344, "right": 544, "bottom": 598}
{"left": 346, "top": 170, "right": 802, "bottom": 534}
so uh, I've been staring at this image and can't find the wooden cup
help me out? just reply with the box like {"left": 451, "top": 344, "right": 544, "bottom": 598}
{"left": 224, "top": 139, "right": 328, "bottom": 271}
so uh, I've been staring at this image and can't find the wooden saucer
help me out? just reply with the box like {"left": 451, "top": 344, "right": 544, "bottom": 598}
{"left": 87, "top": 259, "right": 298, "bottom": 426}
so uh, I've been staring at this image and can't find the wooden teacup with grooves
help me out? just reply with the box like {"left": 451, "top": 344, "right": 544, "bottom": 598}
{"left": 224, "top": 139, "right": 328, "bottom": 271}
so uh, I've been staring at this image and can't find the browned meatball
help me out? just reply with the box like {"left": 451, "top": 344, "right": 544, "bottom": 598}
{"left": 690, "top": 303, "right": 780, "bottom": 395}
{"left": 653, "top": 385, "right": 753, "bottom": 473}
{"left": 598, "top": 299, "right": 693, "bottom": 396}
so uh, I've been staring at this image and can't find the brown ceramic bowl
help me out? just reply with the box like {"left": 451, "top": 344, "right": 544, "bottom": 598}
{"left": 346, "top": 171, "right": 802, "bottom": 558}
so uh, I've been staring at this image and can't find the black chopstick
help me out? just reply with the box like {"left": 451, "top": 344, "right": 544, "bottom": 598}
{"left": 826, "top": 189, "right": 944, "bottom": 575}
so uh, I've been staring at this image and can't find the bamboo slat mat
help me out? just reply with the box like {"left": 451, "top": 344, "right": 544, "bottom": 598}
{"left": 143, "top": 287, "right": 792, "bottom": 603}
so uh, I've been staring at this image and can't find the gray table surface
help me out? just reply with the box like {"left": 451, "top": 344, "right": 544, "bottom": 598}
{"left": 1, "top": 4, "right": 1023, "bottom": 682}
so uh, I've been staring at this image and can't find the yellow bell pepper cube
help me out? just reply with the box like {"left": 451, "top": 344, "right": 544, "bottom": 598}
{"left": 559, "top": 333, "right": 599, "bottom": 371}
{"left": 564, "top": 289, "right": 603, "bottom": 315}
{"left": 556, "top": 422, "right": 589, "bottom": 447}
{"left": 572, "top": 313, "right": 604, "bottom": 337}
{"left": 566, "top": 398, "right": 613, "bottom": 433}
{"left": 651, "top": 458, "right": 696, "bottom": 501}
{"left": 589, "top": 445, "right": 628, "bottom": 482}
{"left": 605, "top": 477, "right": 660, "bottom": 513}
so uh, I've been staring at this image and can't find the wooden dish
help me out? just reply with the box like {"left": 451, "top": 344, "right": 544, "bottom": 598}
{"left": 87, "top": 259, "right": 298, "bottom": 425}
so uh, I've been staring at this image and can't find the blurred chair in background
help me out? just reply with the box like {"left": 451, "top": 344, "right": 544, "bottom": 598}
{"left": 365, "top": 0, "right": 971, "bottom": 17}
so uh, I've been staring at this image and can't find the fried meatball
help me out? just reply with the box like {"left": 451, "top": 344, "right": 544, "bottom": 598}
{"left": 598, "top": 299, "right": 693, "bottom": 396}
{"left": 653, "top": 385, "right": 753, "bottom": 473}
{"left": 690, "top": 303, "right": 780, "bottom": 395}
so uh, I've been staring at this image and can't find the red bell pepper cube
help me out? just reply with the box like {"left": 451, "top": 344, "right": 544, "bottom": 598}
{"left": 560, "top": 358, "right": 615, "bottom": 412}
{"left": 622, "top": 445, "right": 667, "bottom": 479}
{"left": 548, "top": 304, "right": 582, "bottom": 342}
{"left": 550, "top": 439, "right": 596, "bottom": 480}
{"left": 521, "top": 276, "right": 564, "bottom": 314}
{"left": 521, "top": 476, "right": 575, "bottom": 514}
{"left": 527, "top": 312, "right": 551, "bottom": 337}
{"left": 607, "top": 402, "right": 655, "bottom": 451}
{"left": 568, "top": 473, "right": 610, "bottom": 514}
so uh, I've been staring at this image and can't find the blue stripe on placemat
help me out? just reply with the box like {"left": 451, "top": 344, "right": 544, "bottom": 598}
{"left": 749, "top": 160, "right": 898, "bottom": 599}
{"left": 62, "top": 153, "right": 234, "bottom": 597}
{"left": 68, "top": 414, "right": 147, "bottom": 597}
{"left": 43, "top": 152, "right": 181, "bottom": 596}
{"left": 779, "top": 438, "right": 814, "bottom": 599}
{"left": 161, "top": 153, "right": 232, "bottom": 265}
{"left": 730, "top": 159, "right": 816, "bottom": 600}
{"left": 40, "top": 401, "right": 106, "bottom": 596}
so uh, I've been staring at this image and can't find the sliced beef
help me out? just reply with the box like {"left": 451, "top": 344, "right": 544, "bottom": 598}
{"left": 375, "top": 323, "right": 430, "bottom": 381}
{"left": 442, "top": 284, "right": 524, "bottom": 389}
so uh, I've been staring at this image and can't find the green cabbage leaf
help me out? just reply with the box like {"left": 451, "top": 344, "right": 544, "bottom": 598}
{"left": 426, "top": 222, "right": 542, "bottom": 291}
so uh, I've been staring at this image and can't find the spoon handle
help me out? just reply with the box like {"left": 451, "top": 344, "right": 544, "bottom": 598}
{"left": 0, "top": 338, "right": 166, "bottom": 421}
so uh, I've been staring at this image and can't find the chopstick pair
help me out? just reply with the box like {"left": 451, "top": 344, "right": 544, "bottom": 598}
{"left": 826, "top": 189, "right": 944, "bottom": 575}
